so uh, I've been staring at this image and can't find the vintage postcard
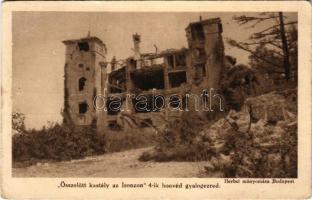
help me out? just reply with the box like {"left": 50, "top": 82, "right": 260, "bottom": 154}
{"left": 1, "top": 1, "right": 311, "bottom": 199}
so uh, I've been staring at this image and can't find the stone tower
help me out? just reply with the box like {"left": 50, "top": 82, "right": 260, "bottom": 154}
{"left": 185, "top": 17, "right": 225, "bottom": 90}
{"left": 63, "top": 36, "right": 107, "bottom": 128}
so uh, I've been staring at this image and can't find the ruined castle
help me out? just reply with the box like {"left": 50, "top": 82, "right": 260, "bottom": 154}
{"left": 63, "top": 17, "right": 225, "bottom": 132}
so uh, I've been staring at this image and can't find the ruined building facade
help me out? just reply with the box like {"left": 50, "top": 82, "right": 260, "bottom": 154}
{"left": 63, "top": 18, "right": 225, "bottom": 131}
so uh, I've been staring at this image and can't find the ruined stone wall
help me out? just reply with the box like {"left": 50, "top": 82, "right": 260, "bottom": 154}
{"left": 63, "top": 18, "right": 225, "bottom": 132}
{"left": 185, "top": 18, "right": 225, "bottom": 91}
{"left": 94, "top": 49, "right": 107, "bottom": 131}
{"left": 202, "top": 20, "right": 225, "bottom": 91}
{"left": 63, "top": 39, "right": 106, "bottom": 127}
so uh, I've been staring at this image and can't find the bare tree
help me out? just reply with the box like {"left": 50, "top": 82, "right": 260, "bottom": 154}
{"left": 227, "top": 12, "right": 297, "bottom": 81}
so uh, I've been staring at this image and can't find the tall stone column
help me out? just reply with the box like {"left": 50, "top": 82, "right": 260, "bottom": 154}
{"left": 202, "top": 19, "right": 225, "bottom": 91}
{"left": 163, "top": 57, "right": 170, "bottom": 89}
{"left": 96, "top": 62, "right": 108, "bottom": 132}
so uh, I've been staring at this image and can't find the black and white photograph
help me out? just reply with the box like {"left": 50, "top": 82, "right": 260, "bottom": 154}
{"left": 1, "top": 1, "right": 311, "bottom": 199}
{"left": 11, "top": 11, "right": 299, "bottom": 178}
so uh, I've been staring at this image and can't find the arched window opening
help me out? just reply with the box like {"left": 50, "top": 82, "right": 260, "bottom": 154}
{"left": 78, "top": 77, "right": 87, "bottom": 91}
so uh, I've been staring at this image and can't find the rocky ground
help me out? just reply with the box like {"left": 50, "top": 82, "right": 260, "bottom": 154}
{"left": 13, "top": 147, "right": 211, "bottom": 177}
{"left": 139, "top": 89, "right": 297, "bottom": 178}
{"left": 195, "top": 89, "right": 298, "bottom": 177}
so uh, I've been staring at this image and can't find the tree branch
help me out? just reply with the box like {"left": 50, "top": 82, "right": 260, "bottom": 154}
{"left": 252, "top": 60, "right": 285, "bottom": 73}
{"left": 241, "top": 39, "right": 283, "bottom": 51}
{"left": 250, "top": 28, "right": 280, "bottom": 40}
{"left": 256, "top": 21, "right": 298, "bottom": 35}
{"left": 227, "top": 39, "right": 284, "bottom": 69}
{"left": 233, "top": 15, "right": 279, "bottom": 26}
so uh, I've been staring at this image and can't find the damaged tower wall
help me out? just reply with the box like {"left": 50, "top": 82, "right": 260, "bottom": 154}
{"left": 63, "top": 37, "right": 107, "bottom": 128}
{"left": 186, "top": 18, "right": 224, "bottom": 90}
{"left": 183, "top": 18, "right": 225, "bottom": 112}
{"left": 203, "top": 19, "right": 224, "bottom": 91}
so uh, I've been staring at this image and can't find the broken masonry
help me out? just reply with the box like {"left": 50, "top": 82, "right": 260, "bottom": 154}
{"left": 62, "top": 17, "right": 225, "bottom": 131}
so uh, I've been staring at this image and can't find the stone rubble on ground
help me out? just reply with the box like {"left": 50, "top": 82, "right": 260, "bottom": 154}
{"left": 199, "top": 90, "right": 297, "bottom": 177}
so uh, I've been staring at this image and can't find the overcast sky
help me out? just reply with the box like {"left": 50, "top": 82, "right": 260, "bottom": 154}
{"left": 12, "top": 12, "right": 297, "bottom": 129}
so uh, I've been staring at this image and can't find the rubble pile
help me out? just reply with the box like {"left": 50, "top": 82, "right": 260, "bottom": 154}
{"left": 139, "top": 89, "right": 297, "bottom": 178}
{"left": 201, "top": 91, "right": 297, "bottom": 177}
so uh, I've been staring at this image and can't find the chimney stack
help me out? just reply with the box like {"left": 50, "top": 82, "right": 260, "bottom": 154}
{"left": 132, "top": 33, "right": 141, "bottom": 60}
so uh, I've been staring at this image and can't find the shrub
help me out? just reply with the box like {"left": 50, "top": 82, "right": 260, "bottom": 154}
{"left": 12, "top": 111, "right": 26, "bottom": 134}
{"left": 139, "top": 111, "right": 217, "bottom": 162}
{"left": 12, "top": 123, "right": 106, "bottom": 166}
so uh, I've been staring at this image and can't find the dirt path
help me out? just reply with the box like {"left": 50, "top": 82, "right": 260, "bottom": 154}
{"left": 13, "top": 147, "right": 211, "bottom": 177}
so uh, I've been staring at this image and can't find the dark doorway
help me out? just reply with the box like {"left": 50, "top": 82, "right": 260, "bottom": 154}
{"left": 169, "top": 71, "right": 187, "bottom": 88}
{"left": 79, "top": 102, "right": 88, "bottom": 114}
